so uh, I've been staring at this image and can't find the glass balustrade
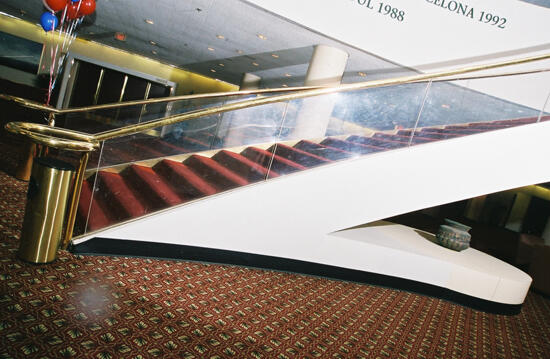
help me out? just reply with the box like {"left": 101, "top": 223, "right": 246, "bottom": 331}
{"left": 73, "top": 71, "right": 550, "bottom": 237}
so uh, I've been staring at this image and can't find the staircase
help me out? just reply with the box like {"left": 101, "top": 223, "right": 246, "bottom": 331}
{"left": 75, "top": 116, "right": 548, "bottom": 235}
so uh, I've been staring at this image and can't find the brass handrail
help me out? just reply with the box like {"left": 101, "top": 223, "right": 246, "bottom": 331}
{"left": 6, "top": 53, "right": 550, "bottom": 146}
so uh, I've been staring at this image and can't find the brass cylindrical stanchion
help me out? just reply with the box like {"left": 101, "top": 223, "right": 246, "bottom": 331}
{"left": 18, "top": 157, "right": 74, "bottom": 263}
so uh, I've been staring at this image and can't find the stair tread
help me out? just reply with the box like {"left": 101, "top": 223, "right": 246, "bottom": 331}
{"left": 212, "top": 150, "right": 279, "bottom": 181}
{"left": 123, "top": 164, "right": 185, "bottom": 209}
{"left": 268, "top": 143, "right": 331, "bottom": 167}
{"left": 241, "top": 146, "right": 306, "bottom": 175}
{"left": 154, "top": 159, "right": 219, "bottom": 199}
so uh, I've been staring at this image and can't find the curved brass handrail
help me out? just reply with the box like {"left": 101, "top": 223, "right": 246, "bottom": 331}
{"left": 5, "top": 52, "right": 550, "bottom": 146}
{"left": 5, "top": 122, "right": 99, "bottom": 151}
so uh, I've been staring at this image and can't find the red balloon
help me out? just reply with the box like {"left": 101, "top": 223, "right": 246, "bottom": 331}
{"left": 45, "top": 0, "right": 67, "bottom": 12}
{"left": 66, "top": 2, "right": 82, "bottom": 19}
{"left": 78, "top": 0, "right": 96, "bottom": 16}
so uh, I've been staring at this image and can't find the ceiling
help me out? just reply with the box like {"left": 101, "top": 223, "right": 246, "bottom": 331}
{"left": 0, "top": 0, "right": 416, "bottom": 88}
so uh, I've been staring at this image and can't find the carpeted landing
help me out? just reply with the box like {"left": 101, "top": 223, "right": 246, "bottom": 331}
{"left": 1, "top": 170, "right": 550, "bottom": 358}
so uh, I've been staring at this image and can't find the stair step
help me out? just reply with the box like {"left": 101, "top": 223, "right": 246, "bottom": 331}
{"left": 95, "top": 171, "right": 148, "bottom": 221}
{"left": 372, "top": 132, "right": 434, "bottom": 144}
{"left": 293, "top": 140, "right": 355, "bottom": 161}
{"left": 347, "top": 135, "right": 407, "bottom": 149}
{"left": 268, "top": 143, "right": 331, "bottom": 167}
{"left": 212, "top": 150, "right": 279, "bottom": 182}
{"left": 180, "top": 136, "right": 211, "bottom": 151}
{"left": 184, "top": 155, "right": 248, "bottom": 190}
{"left": 133, "top": 137, "right": 189, "bottom": 156}
{"left": 241, "top": 146, "right": 306, "bottom": 175}
{"left": 77, "top": 180, "right": 112, "bottom": 232}
{"left": 154, "top": 159, "right": 218, "bottom": 199}
{"left": 320, "top": 138, "right": 384, "bottom": 154}
{"left": 122, "top": 165, "right": 185, "bottom": 210}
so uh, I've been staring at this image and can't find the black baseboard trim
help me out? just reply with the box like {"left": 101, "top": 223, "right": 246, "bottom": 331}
{"left": 70, "top": 237, "right": 523, "bottom": 315}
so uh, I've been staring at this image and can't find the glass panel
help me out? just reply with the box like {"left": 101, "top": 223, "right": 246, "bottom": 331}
{"left": 538, "top": 85, "right": 550, "bottom": 123}
{"left": 75, "top": 101, "right": 286, "bottom": 235}
{"left": 57, "top": 92, "right": 289, "bottom": 136}
{"left": 268, "top": 83, "right": 430, "bottom": 176}
{"left": 413, "top": 74, "right": 543, "bottom": 143}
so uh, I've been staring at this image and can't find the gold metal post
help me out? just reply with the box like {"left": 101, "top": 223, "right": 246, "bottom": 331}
{"left": 18, "top": 157, "right": 75, "bottom": 263}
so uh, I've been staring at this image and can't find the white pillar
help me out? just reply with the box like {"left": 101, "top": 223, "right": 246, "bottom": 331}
{"left": 240, "top": 73, "right": 261, "bottom": 90}
{"left": 304, "top": 45, "right": 349, "bottom": 87}
{"left": 290, "top": 45, "right": 349, "bottom": 140}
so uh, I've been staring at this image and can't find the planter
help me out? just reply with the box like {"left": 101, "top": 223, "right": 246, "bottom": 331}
{"left": 444, "top": 218, "right": 471, "bottom": 232}
{"left": 436, "top": 222, "right": 471, "bottom": 252}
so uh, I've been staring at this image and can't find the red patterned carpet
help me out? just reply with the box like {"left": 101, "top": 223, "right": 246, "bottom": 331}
{"left": 1, "top": 170, "right": 550, "bottom": 358}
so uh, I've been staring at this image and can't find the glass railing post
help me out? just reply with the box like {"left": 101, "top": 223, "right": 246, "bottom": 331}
{"left": 61, "top": 151, "right": 90, "bottom": 249}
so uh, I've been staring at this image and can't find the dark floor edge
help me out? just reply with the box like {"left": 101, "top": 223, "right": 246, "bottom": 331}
{"left": 70, "top": 237, "right": 523, "bottom": 315}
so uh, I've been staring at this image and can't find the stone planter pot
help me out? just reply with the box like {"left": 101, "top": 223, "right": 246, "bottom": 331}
{"left": 436, "top": 221, "right": 471, "bottom": 252}
{"left": 444, "top": 218, "right": 471, "bottom": 232}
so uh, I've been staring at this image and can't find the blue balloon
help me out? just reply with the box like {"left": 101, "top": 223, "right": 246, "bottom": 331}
{"left": 40, "top": 12, "right": 58, "bottom": 32}
{"left": 71, "top": 0, "right": 80, "bottom": 2}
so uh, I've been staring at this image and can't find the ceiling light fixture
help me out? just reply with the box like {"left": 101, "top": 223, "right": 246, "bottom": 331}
{"left": 208, "top": 47, "right": 215, "bottom": 51}
{"left": 149, "top": 40, "right": 157, "bottom": 46}
{"left": 210, "top": 69, "right": 217, "bottom": 73}
{"left": 271, "top": 54, "right": 279, "bottom": 58}
{"left": 252, "top": 62, "right": 259, "bottom": 66}
{"left": 282, "top": 84, "right": 288, "bottom": 87}
{"left": 151, "top": 50, "right": 158, "bottom": 55}
{"left": 218, "top": 63, "right": 225, "bottom": 67}
{"left": 257, "top": 34, "right": 267, "bottom": 40}
{"left": 236, "top": 49, "right": 244, "bottom": 54}
{"left": 358, "top": 72, "right": 367, "bottom": 77}
{"left": 216, "top": 34, "right": 225, "bottom": 39}
{"left": 284, "top": 73, "right": 291, "bottom": 77}
{"left": 144, "top": 19, "right": 154, "bottom": 25}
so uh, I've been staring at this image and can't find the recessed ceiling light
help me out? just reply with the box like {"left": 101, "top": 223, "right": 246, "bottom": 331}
{"left": 236, "top": 49, "right": 244, "bottom": 54}
{"left": 151, "top": 50, "right": 158, "bottom": 55}
{"left": 210, "top": 69, "right": 217, "bottom": 73}
{"left": 252, "top": 62, "right": 259, "bottom": 66}
{"left": 284, "top": 73, "right": 291, "bottom": 77}
{"left": 208, "top": 47, "right": 215, "bottom": 51}
{"left": 282, "top": 84, "right": 288, "bottom": 87}
{"left": 218, "top": 63, "right": 225, "bottom": 67}
{"left": 145, "top": 19, "right": 154, "bottom": 25}
{"left": 257, "top": 34, "right": 267, "bottom": 40}
{"left": 358, "top": 72, "right": 367, "bottom": 77}
{"left": 149, "top": 41, "right": 157, "bottom": 46}
{"left": 271, "top": 54, "right": 279, "bottom": 58}
{"left": 216, "top": 34, "right": 225, "bottom": 39}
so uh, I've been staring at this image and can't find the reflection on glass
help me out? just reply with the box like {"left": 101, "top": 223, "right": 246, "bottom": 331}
{"left": 412, "top": 76, "right": 543, "bottom": 144}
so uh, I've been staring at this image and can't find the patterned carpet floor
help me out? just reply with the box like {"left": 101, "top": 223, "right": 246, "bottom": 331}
{"left": 1, "top": 164, "right": 550, "bottom": 358}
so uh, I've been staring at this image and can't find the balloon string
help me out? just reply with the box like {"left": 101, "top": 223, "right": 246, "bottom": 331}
{"left": 46, "top": 18, "right": 56, "bottom": 106}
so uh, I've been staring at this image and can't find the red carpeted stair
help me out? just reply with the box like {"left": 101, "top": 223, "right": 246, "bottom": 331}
{"left": 76, "top": 116, "right": 544, "bottom": 234}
